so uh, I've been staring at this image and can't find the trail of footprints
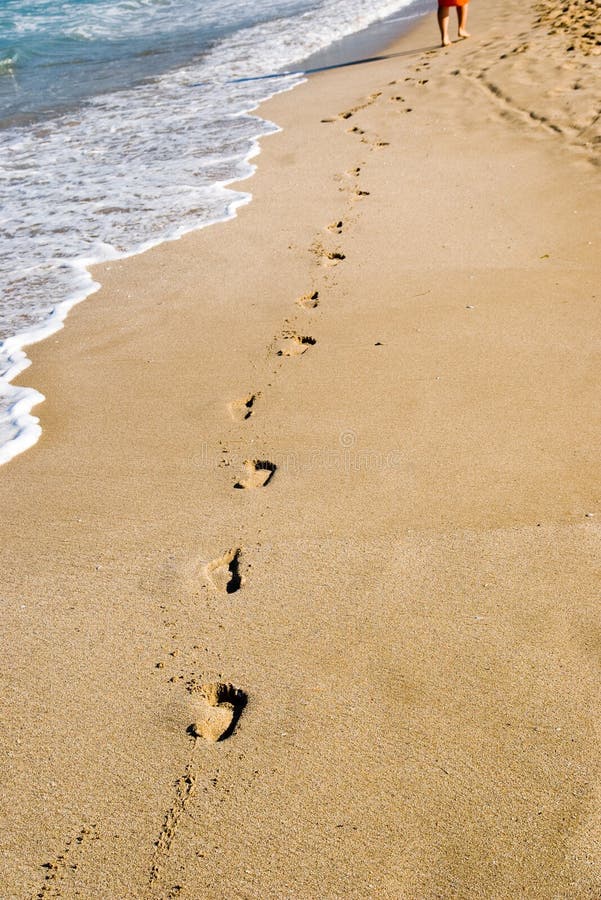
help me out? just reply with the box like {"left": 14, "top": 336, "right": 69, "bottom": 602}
{"left": 148, "top": 80, "right": 403, "bottom": 897}
{"left": 187, "top": 88, "right": 384, "bottom": 730}
{"left": 189, "top": 68, "right": 443, "bottom": 739}
{"left": 150, "top": 68, "right": 440, "bottom": 895}
{"left": 146, "top": 78, "right": 383, "bottom": 895}
{"left": 170, "top": 84, "right": 380, "bottom": 745}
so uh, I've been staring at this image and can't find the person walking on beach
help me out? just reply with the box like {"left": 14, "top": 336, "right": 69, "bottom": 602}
{"left": 437, "top": 0, "right": 470, "bottom": 46}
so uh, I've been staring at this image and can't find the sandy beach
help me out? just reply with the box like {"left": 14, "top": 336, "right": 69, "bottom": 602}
{"left": 1, "top": 0, "right": 600, "bottom": 896}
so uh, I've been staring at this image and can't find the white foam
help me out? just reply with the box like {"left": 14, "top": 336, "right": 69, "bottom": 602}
{"left": 0, "top": 262, "right": 101, "bottom": 464}
{"left": 0, "top": 118, "right": 281, "bottom": 464}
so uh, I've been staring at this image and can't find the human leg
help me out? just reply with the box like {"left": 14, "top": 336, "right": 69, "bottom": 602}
{"left": 438, "top": 6, "right": 451, "bottom": 46}
{"left": 457, "top": 3, "right": 470, "bottom": 38}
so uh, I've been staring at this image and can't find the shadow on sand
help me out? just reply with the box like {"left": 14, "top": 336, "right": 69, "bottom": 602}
{"left": 187, "top": 45, "right": 437, "bottom": 89}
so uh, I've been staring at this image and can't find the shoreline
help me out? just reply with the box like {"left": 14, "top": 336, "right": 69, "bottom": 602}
{"left": 0, "top": 2, "right": 427, "bottom": 469}
{"left": 2, "top": 0, "right": 600, "bottom": 896}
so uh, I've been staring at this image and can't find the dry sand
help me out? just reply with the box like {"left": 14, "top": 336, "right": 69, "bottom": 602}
{"left": 1, "top": 0, "right": 600, "bottom": 897}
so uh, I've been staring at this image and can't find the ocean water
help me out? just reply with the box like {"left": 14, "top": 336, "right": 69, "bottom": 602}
{"left": 0, "top": 0, "right": 423, "bottom": 464}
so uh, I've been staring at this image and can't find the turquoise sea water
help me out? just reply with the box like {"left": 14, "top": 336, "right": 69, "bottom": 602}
{"left": 0, "top": 0, "right": 425, "bottom": 462}
{"left": 0, "top": 0, "right": 318, "bottom": 125}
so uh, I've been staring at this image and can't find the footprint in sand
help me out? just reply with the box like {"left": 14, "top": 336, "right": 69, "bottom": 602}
{"left": 204, "top": 548, "right": 243, "bottom": 594}
{"left": 297, "top": 290, "right": 320, "bottom": 309}
{"left": 228, "top": 393, "right": 258, "bottom": 421}
{"left": 347, "top": 125, "right": 365, "bottom": 135}
{"left": 276, "top": 333, "right": 316, "bottom": 357}
{"left": 310, "top": 238, "right": 344, "bottom": 265}
{"left": 189, "top": 682, "right": 247, "bottom": 743}
{"left": 324, "top": 250, "right": 345, "bottom": 264}
{"left": 338, "top": 93, "right": 381, "bottom": 120}
{"left": 234, "top": 459, "right": 276, "bottom": 490}
{"left": 327, "top": 221, "right": 343, "bottom": 235}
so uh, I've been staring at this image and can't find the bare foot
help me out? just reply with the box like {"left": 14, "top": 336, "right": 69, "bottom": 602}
{"left": 458, "top": 29, "right": 471, "bottom": 38}
{"left": 441, "top": 37, "right": 452, "bottom": 46}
